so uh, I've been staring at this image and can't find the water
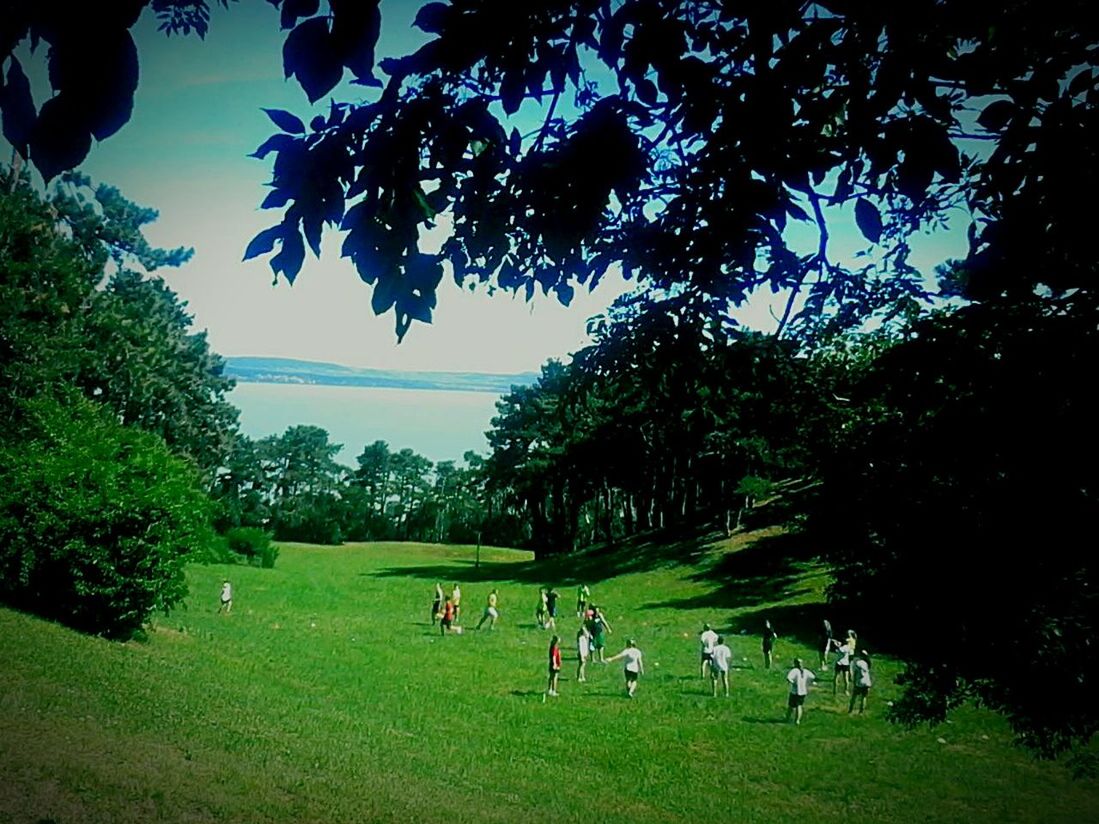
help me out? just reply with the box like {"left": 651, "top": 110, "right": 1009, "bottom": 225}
{"left": 230, "top": 382, "right": 502, "bottom": 466}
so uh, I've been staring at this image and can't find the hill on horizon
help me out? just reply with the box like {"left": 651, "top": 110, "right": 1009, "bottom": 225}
{"left": 225, "top": 356, "right": 538, "bottom": 394}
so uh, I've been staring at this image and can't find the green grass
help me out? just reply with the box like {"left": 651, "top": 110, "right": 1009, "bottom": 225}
{"left": 1, "top": 531, "right": 1097, "bottom": 823}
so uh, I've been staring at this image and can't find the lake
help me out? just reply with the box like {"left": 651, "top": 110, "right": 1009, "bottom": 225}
{"left": 230, "top": 382, "right": 502, "bottom": 466}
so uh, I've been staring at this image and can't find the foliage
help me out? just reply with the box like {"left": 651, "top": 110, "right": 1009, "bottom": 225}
{"left": 0, "top": 175, "right": 237, "bottom": 480}
{"left": 812, "top": 300, "right": 1099, "bottom": 756}
{"left": 0, "top": 392, "right": 214, "bottom": 639}
{"left": 5, "top": 3, "right": 1096, "bottom": 339}
{"left": 224, "top": 526, "right": 278, "bottom": 568}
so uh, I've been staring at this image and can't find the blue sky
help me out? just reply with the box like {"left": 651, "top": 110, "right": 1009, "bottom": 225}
{"left": 15, "top": 1, "right": 966, "bottom": 374}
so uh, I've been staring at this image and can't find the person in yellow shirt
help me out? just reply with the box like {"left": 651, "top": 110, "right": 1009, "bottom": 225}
{"left": 476, "top": 588, "right": 500, "bottom": 630}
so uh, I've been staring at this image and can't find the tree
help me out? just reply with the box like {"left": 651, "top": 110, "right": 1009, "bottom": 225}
{"left": 4, "top": 2, "right": 1096, "bottom": 337}
{"left": 0, "top": 173, "right": 236, "bottom": 479}
{"left": 812, "top": 300, "right": 1099, "bottom": 757}
{"left": 0, "top": 391, "right": 214, "bottom": 639}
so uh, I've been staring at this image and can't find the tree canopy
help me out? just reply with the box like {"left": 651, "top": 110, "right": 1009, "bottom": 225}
{"left": 3, "top": 1, "right": 1096, "bottom": 337}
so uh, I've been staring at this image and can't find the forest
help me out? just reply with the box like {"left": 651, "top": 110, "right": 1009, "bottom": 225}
{"left": 1, "top": 0, "right": 1096, "bottom": 761}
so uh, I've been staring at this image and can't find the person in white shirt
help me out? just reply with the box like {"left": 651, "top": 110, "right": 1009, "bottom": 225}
{"left": 848, "top": 650, "right": 873, "bottom": 714}
{"left": 218, "top": 579, "right": 232, "bottom": 615}
{"left": 710, "top": 636, "right": 733, "bottom": 697}
{"left": 785, "top": 658, "right": 816, "bottom": 725}
{"left": 832, "top": 630, "right": 857, "bottom": 696}
{"left": 576, "top": 626, "right": 592, "bottom": 683}
{"left": 699, "top": 623, "right": 719, "bottom": 678}
{"left": 606, "top": 639, "right": 644, "bottom": 698}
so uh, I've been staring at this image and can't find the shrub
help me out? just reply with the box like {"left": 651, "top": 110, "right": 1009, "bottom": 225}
{"left": 224, "top": 526, "right": 278, "bottom": 568}
{"left": 0, "top": 392, "right": 214, "bottom": 639}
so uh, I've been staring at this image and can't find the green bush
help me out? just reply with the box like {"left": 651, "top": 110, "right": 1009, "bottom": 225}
{"left": 224, "top": 526, "right": 278, "bottom": 568}
{"left": 0, "top": 392, "right": 214, "bottom": 639}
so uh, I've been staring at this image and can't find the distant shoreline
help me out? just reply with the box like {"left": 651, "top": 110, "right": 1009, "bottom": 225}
{"left": 225, "top": 356, "right": 536, "bottom": 395}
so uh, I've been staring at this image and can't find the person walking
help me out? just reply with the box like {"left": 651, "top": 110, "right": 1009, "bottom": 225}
{"left": 699, "top": 623, "right": 719, "bottom": 678}
{"left": 545, "top": 587, "right": 559, "bottom": 631}
{"left": 849, "top": 650, "right": 872, "bottom": 714}
{"left": 576, "top": 583, "right": 591, "bottom": 618}
{"left": 576, "top": 625, "right": 592, "bottom": 683}
{"left": 536, "top": 588, "right": 548, "bottom": 629}
{"left": 547, "top": 635, "right": 562, "bottom": 697}
{"left": 710, "top": 635, "right": 733, "bottom": 697}
{"left": 832, "top": 630, "right": 857, "bottom": 696}
{"left": 786, "top": 658, "right": 816, "bottom": 725}
{"left": 818, "top": 619, "right": 834, "bottom": 671}
{"left": 218, "top": 579, "right": 233, "bottom": 614}
{"left": 476, "top": 588, "right": 500, "bottom": 630}
{"left": 606, "top": 639, "right": 644, "bottom": 698}
{"left": 762, "top": 619, "right": 777, "bottom": 670}
{"left": 431, "top": 582, "right": 444, "bottom": 625}
{"left": 451, "top": 583, "right": 462, "bottom": 623}
{"left": 589, "top": 606, "right": 612, "bottom": 662}
{"left": 440, "top": 597, "right": 455, "bottom": 635}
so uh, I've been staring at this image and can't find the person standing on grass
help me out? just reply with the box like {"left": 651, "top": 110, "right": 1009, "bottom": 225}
{"left": 832, "top": 630, "right": 857, "bottom": 696}
{"left": 606, "top": 639, "right": 644, "bottom": 698}
{"left": 576, "top": 625, "right": 592, "bottom": 683}
{"left": 699, "top": 622, "right": 719, "bottom": 678}
{"left": 536, "top": 588, "right": 548, "bottom": 629}
{"left": 819, "top": 619, "right": 834, "bottom": 671}
{"left": 431, "top": 582, "right": 444, "bottom": 625}
{"left": 476, "top": 588, "right": 500, "bottom": 630}
{"left": 576, "top": 583, "right": 591, "bottom": 617}
{"left": 440, "top": 598, "right": 455, "bottom": 635}
{"left": 219, "top": 579, "right": 232, "bottom": 614}
{"left": 451, "top": 583, "right": 462, "bottom": 623}
{"left": 589, "top": 606, "right": 612, "bottom": 662}
{"left": 545, "top": 587, "right": 559, "bottom": 630}
{"left": 786, "top": 658, "right": 816, "bottom": 725}
{"left": 762, "top": 619, "right": 777, "bottom": 670}
{"left": 849, "top": 650, "right": 872, "bottom": 714}
{"left": 710, "top": 635, "right": 733, "bottom": 697}
{"left": 547, "top": 635, "right": 562, "bottom": 696}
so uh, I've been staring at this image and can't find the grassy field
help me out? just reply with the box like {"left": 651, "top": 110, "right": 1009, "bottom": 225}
{"left": 2, "top": 529, "right": 1097, "bottom": 823}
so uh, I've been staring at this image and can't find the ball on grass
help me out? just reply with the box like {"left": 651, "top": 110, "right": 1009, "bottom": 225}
{"left": 454, "top": 626, "right": 463, "bottom": 634}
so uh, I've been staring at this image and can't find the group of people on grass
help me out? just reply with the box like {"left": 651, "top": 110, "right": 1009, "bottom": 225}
{"left": 423, "top": 581, "right": 873, "bottom": 719}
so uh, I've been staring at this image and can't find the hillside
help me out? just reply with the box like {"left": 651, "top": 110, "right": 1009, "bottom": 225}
{"left": 1, "top": 530, "right": 1097, "bottom": 823}
{"left": 225, "top": 356, "right": 537, "bottom": 394}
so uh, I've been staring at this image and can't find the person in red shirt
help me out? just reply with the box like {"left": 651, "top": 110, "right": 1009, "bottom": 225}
{"left": 547, "top": 635, "right": 562, "bottom": 696}
{"left": 440, "top": 598, "right": 455, "bottom": 635}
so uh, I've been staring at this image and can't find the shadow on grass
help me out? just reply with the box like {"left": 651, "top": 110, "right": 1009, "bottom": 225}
{"left": 369, "top": 525, "right": 717, "bottom": 588}
{"left": 741, "top": 716, "right": 787, "bottom": 725}
{"left": 642, "top": 531, "right": 819, "bottom": 613}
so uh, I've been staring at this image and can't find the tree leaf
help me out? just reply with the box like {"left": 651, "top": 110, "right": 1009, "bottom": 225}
{"left": 263, "top": 108, "right": 306, "bottom": 135}
{"left": 283, "top": 17, "right": 342, "bottom": 103}
{"left": 854, "top": 198, "right": 882, "bottom": 244}
{"left": 270, "top": 225, "right": 305, "bottom": 284}
{"left": 243, "top": 225, "right": 283, "bottom": 261}
{"left": 281, "top": 0, "right": 320, "bottom": 30}
{"left": 249, "top": 132, "right": 298, "bottom": 159}
{"left": 977, "top": 99, "right": 1014, "bottom": 132}
{"left": 500, "top": 70, "right": 525, "bottom": 115}
{"left": 635, "top": 77, "right": 658, "bottom": 105}
{"left": 413, "top": 3, "right": 451, "bottom": 35}
{"left": 29, "top": 96, "right": 91, "bottom": 183}
{"left": 330, "top": 0, "right": 381, "bottom": 85}
{"left": 0, "top": 57, "right": 36, "bottom": 154}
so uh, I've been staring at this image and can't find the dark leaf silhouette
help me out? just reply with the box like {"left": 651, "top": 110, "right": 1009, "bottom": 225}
{"left": 854, "top": 198, "right": 882, "bottom": 245}
{"left": 0, "top": 58, "right": 35, "bottom": 153}
{"left": 263, "top": 108, "right": 306, "bottom": 135}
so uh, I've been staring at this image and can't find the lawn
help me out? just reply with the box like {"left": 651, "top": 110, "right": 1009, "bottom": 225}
{"left": 1, "top": 530, "right": 1097, "bottom": 823}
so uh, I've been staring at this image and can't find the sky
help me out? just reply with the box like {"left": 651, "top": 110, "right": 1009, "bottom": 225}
{"left": 16, "top": 0, "right": 967, "bottom": 375}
